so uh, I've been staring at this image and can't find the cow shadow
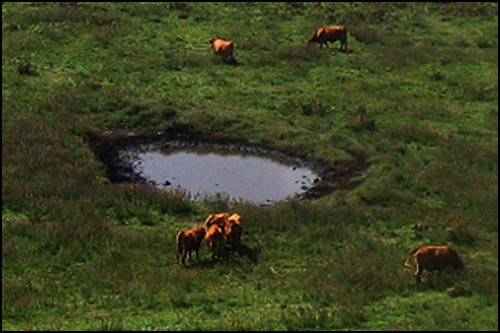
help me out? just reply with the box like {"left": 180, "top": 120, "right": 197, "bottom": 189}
{"left": 214, "top": 57, "right": 240, "bottom": 66}
{"left": 330, "top": 47, "right": 353, "bottom": 54}
{"left": 228, "top": 243, "right": 260, "bottom": 264}
{"left": 189, "top": 258, "right": 220, "bottom": 269}
{"left": 224, "top": 58, "right": 239, "bottom": 66}
{"left": 184, "top": 243, "right": 260, "bottom": 269}
{"left": 408, "top": 269, "right": 469, "bottom": 293}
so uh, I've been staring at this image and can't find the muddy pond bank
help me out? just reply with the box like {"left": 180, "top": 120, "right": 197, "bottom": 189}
{"left": 88, "top": 131, "right": 368, "bottom": 204}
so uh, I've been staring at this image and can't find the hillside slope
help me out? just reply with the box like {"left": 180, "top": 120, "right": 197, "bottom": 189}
{"left": 2, "top": 2, "right": 498, "bottom": 330}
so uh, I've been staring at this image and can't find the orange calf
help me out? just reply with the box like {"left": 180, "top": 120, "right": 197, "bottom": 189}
{"left": 205, "top": 224, "right": 226, "bottom": 259}
{"left": 176, "top": 226, "right": 206, "bottom": 264}
{"left": 209, "top": 38, "right": 234, "bottom": 61}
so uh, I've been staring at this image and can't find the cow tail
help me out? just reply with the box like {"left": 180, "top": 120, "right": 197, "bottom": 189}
{"left": 176, "top": 231, "right": 184, "bottom": 260}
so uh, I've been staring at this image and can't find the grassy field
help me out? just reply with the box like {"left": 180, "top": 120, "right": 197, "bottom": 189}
{"left": 2, "top": 2, "right": 498, "bottom": 330}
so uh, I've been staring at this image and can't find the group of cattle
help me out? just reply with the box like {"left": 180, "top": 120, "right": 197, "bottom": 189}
{"left": 176, "top": 213, "right": 465, "bottom": 283}
{"left": 210, "top": 25, "right": 349, "bottom": 62}
{"left": 194, "top": 24, "right": 467, "bottom": 283}
{"left": 176, "top": 212, "right": 243, "bottom": 264}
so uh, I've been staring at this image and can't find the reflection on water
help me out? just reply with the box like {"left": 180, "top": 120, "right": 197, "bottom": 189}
{"left": 119, "top": 146, "right": 320, "bottom": 204}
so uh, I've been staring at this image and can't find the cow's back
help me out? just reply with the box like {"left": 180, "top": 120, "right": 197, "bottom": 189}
{"left": 324, "top": 26, "right": 347, "bottom": 41}
{"left": 440, "top": 246, "right": 464, "bottom": 270}
{"left": 416, "top": 245, "right": 464, "bottom": 271}
{"left": 205, "top": 212, "right": 230, "bottom": 229}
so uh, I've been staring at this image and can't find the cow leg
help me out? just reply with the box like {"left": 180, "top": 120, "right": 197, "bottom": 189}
{"left": 414, "top": 263, "right": 424, "bottom": 283}
{"left": 213, "top": 245, "right": 219, "bottom": 259}
{"left": 436, "top": 269, "right": 442, "bottom": 278}
{"left": 177, "top": 251, "right": 184, "bottom": 264}
{"left": 208, "top": 244, "right": 215, "bottom": 259}
{"left": 215, "top": 244, "right": 223, "bottom": 260}
{"left": 431, "top": 270, "right": 442, "bottom": 284}
{"left": 217, "top": 245, "right": 223, "bottom": 259}
{"left": 181, "top": 251, "right": 187, "bottom": 264}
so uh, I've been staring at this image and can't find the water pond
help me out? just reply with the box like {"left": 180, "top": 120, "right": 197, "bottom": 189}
{"left": 113, "top": 140, "right": 322, "bottom": 204}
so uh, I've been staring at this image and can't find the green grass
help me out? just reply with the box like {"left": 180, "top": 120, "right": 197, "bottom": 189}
{"left": 2, "top": 2, "right": 498, "bottom": 330}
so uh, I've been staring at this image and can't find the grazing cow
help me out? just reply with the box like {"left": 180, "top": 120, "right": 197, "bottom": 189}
{"left": 225, "top": 213, "right": 243, "bottom": 246}
{"left": 308, "top": 26, "right": 348, "bottom": 51}
{"left": 176, "top": 226, "right": 206, "bottom": 264}
{"left": 404, "top": 245, "right": 465, "bottom": 283}
{"left": 205, "top": 224, "right": 226, "bottom": 259}
{"left": 209, "top": 38, "right": 235, "bottom": 61}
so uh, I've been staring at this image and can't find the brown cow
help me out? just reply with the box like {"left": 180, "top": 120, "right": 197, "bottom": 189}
{"left": 204, "top": 212, "right": 230, "bottom": 229}
{"left": 205, "top": 224, "right": 226, "bottom": 259}
{"left": 225, "top": 213, "right": 243, "bottom": 246}
{"left": 176, "top": 226, "right": 206, "bottom": 264}
{"left": 209, "top": 38, "right": 235, "bottom": 62}
{"left": 404, "top": 245, "right": 465, "bottom": 283}
{"left": 308, "top": 26, "right": 348, "bottom": 51}
{"left": 227, "top": 213, "right": 241, "bottom": 224}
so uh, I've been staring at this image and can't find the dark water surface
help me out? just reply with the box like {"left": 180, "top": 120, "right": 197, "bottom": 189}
{"left": 117, "top": 143, "right": 320, "bottom": 204}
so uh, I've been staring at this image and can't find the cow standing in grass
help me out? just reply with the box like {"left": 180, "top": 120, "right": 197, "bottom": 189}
{"left": 205, "top": 224, "right": 226, "bottom": 259}
{"left": 225, "top": 213, "right": 243, "bottom": 247}
{"left": 209, "top": 38, "right": 236, "bottom": 63}
{"left": 176, "top": 226, "right": 206, "bottom": 264}
{"left": 308, "top": 26, "right": 348, "bottom": 51}
{"left": 404, "top": 245, "right": 465, "bottom": 283}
